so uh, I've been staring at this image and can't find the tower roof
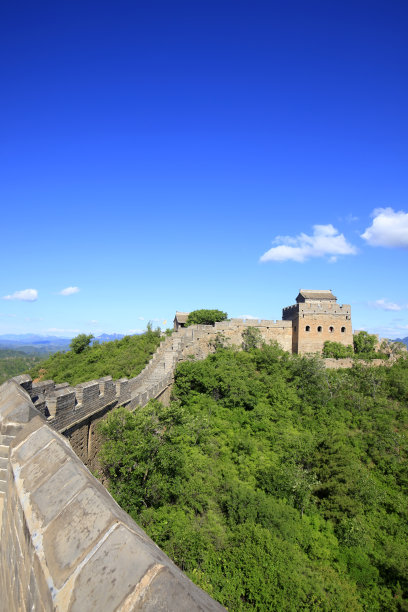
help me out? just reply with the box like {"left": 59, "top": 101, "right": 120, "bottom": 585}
{"left": 296, "top": 290, "right": 337, "bottom": 302}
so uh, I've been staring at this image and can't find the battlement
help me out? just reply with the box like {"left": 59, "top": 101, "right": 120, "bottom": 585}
{"left": 0, "top": 380, "right": 223, "bottom": 611}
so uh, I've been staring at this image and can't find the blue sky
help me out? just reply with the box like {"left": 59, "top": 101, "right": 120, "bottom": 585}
{"left": 1, "top": 1, "right": 407, "bottom": 339}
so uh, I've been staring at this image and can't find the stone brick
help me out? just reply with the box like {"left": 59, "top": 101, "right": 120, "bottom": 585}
{"left": 64, "top": 525, "right": 162, "bottom": 612}
{"left": 43, "top": 486, "right": 117, "bottom": 588}
{"left": 30, "top": 459, "right": 88, "bottom": 526}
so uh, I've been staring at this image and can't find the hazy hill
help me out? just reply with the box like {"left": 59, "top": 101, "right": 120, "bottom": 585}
{"left": 0, "top": 333, "right": 128, "bottom": 355}
{"left": 0, "top": 349, "right": 45, "bottom": 384}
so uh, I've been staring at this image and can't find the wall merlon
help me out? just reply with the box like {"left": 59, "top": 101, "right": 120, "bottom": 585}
{"left": 46, "top": 388, "right": 76, "bottom": 418}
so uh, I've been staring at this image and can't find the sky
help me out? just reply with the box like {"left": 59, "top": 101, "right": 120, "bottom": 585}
{"left": 1, "top": 1, "right": 407, "bottom": 339}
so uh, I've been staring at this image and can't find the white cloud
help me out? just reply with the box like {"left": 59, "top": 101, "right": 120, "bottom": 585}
{"left": 260, "top": 224, "right": 357, "bottom": 263}
{"left": 236, "top": 314, "right": 259, "bottom": 320}
{"left": 59, "top": 286, "right": 80, "bottom": 296}
{"left": 127, "top": 329, "right": 144, "bottom": 334}
{"left": 361, "top": 208, "right": 408, "bottom": 248}
{"left": 371, "top": 299, "right": 406, "bottom": 312}
{"left": 2, "top": 289, "right": 38, "bottom": 302}
{"left": 138, "top": 316, "right": 145, "bottom": 321}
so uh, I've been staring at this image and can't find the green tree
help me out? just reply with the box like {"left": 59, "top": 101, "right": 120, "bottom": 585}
{"left": 242, "top": 326, "right": 263, "bottom": 351}
{"left": 353, "top": 331, "right": 377, "bottom": 355}
{"left": 186, "top": 309, "right": 228, "bottom": 326}
{"left": 322, "top": 341, "right": 354, "bottom": 359}
{"left": 70, "top": 333, "right": 94, "bottom": 354}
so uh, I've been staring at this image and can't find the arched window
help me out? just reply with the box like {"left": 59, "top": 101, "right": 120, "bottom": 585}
{"left": 305, "top": 325, "right": 310, "bottom": 332}
{"left": 341, "top": 326, "right": 346, "bottom": 333}
{"left": 329, "top": 326, "right": 334, "bottom": 333}
{"left": 317, "top": 326, "right": 322, "bottom": 332}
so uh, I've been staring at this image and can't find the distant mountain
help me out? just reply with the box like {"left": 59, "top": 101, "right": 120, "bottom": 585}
{"left": 0, "top": 336, "right": 71, "bottom": 355}
{"left": 395, "top": 336, "right": 408, "bottom": 348}
{"left": 0, "top": 332, "right": 137, "bottom": 355}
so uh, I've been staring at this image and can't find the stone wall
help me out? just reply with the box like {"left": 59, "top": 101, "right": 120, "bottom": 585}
{"left": 177, "top": 319, "right": 293, "bottom": 360}
{"left": 0, "top": 380, "right": 224, "bottom": 611}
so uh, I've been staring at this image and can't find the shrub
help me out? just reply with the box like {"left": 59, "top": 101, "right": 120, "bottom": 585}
{"left": 322, "top": 341, "right": 354, "bottom": 359}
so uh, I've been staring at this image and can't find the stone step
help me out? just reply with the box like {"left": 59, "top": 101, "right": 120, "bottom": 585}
{"left": 0, "top": 479, "right": 6, "bottom": 494}
{"left": 0, "top": 469, "right": 7, "bottom": 482}
{"left": 0, "top": 457, "right": 7, "bottom": 470}
{"left": 0, "top": 435, "right": 14, "bottom": 446}
{"left": 0, "top": 445, "right": 8, "bottom": 458}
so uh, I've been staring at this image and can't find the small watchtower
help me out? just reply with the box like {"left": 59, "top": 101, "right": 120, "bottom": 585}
{"left": 173, "top": 312, "right": 189, "bottom": 331}
{"left": 282, "top": 290, "right": 352, "bottom": 354}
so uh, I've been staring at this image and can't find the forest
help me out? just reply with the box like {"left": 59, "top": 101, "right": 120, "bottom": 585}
{"left": 98, "top": 342, "right": 408, "bottom": 611}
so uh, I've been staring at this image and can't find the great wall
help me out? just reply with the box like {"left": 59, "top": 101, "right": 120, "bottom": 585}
{"left": 0, "top": 290, "right": 394, "bottom": 610}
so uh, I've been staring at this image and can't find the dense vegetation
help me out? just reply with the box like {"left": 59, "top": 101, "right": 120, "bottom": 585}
{"left": 29, "top": 328, "right": 163, "bottom": 385}
{"left": 322, "top": 332, "right": 404, "bottom": 360}
{"left": 99, "top": 343, "right": 408, "bottom": 611}
{"left": 0, "top": 349, "right": 45, "bottom": 384}
{"left": 186, "top": 309, "right": 228, "bottom": 326}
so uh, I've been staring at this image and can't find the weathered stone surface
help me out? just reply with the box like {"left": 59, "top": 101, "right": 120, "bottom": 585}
{"left": 13, "top": 422, "right": 57, "bottom": 464}
{"left": 135, "top": 566, "right": 225, "bottom": 611}
{"left": 0, "top": 380, "right": 38, "bottom": 424}
{"left": 43, "top": 486, "right": 116, "bottom": 588}
{"left": 18, "top": 439, "right": 69, "bottom": 491}
{"left": 65, "top": 525, "right": 162, "bottom": 612}
{"left": 30, "top": 459, "right": 88, "bottom": 526}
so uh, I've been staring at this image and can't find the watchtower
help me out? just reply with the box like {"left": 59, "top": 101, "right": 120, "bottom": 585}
{"left": 282, "top": 290, "right": 352, "bottom": 354}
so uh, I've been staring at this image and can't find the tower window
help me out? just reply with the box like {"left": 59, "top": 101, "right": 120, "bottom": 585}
{"left": 329, "top": 326, "right": 334, "bottom": 333}
{"left": 341, "top": 326, "right": 346, "bottom": 333}
{"left": 317, "top": 326, "right": 322, "bottom": 332}
{"left": 305, "top": 325, "right": 310, "bottom": 332}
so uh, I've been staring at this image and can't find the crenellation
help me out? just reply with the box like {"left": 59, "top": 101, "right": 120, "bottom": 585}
{"left": 47, "top": 387, "right": 76, "bottom": 418}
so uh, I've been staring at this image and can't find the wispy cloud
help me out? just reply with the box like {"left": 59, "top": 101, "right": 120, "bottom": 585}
{"left": 236, "top": 314, "right": 259, "bottom": 320}
{"left": 2, "top": 289, "right": 38, "bottom": 302}
{"left": 260, "top": 224, "right": 357, "bottom": 263}
{"left": 127, "top": 328, "right": 144, "bottom": 334}
{"left": 371, "top": 299, "right": 406, "bottom": 312}
{"left": 59, "top": 286, "right": 80, "bottom": 296}
{"left": 361, "top": 208, "right": 408, "bottom": 248}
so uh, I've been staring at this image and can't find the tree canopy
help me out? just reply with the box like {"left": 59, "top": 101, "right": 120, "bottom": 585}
{"left": 186, "top": 309, "right": 228, "bottom": 326}
{"left": 70, "top": 333, "right": 94, "bottom": 354}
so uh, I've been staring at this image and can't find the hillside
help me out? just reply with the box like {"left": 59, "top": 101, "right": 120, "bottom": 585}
{"left": 0, "top": 349, "right": 45, "bottom": 384}
{"left": 99, "top": 344, "right": 408, "bottom": 611}
{"left": 29, "top": 329, "right": 163, "bottom": 385}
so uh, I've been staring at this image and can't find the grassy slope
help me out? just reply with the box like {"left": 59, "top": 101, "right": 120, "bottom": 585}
{"left": 29, "top": 330, "right": 163, "bottom": 386}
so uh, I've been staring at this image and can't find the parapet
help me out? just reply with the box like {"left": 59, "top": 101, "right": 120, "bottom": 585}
{"left": 0, "top": 379, "right": 224, "bottom": 611}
